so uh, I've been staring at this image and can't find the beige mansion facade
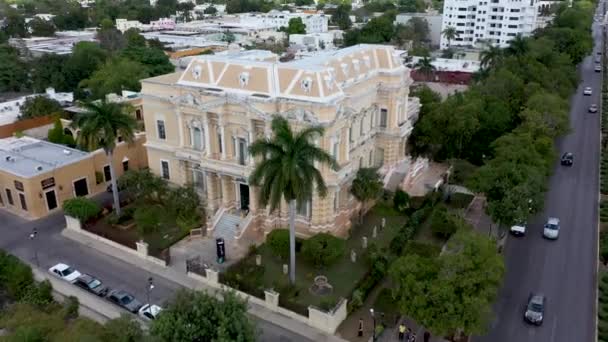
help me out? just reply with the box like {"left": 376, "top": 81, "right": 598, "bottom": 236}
{"left": 140, "top": 44, "right": 420, "bottom": 237}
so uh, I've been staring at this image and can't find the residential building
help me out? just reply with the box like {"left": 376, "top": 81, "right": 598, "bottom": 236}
{"left": 440, "top": 0, "right": 540, "bottom": 48}
{"left": 0, "top": 135, "right": 147, "bottom": 219}
{"left": 140, "top": 44, "right": 420, "bottom": 237}
{"left": 115, "top": 19, "right": 144, "bottom": 33}
{"left": 149, "top": 18, "right": 176, "bottom": 31}
{"left": 10, "top": 31, "right": 96, "bottom": 56}
{"left": 394, "top": 12, "right": 443, "bottom": 47}
{"left": 289, "top": 32, "right": 335, "bottom": 51}
{"left": 239, "top": 10, "right": 329, "bottom": 33}
{"left": 408, "top": 56, "right": 480, "bottom": 84}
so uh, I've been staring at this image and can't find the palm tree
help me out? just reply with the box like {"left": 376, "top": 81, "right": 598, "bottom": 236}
{"left": 350, "top": 168, "right": 384, "bottom": 224}
{"left": 74, "top": 100, "right": 137, "bottom": 216}
{"left": 442, "top": 26, "right": 459, "bottom": 48}
{"left": 506, "top": 34, "right": 529, "bottom": 56}
{"left": 479, "top": 41, "right": 503, "bottom": 70}
{"left": 414, "top": 57, "right": 436, "bottom": 81}
{"left": 249, "top": 116, "right": 337, "bottom": 284}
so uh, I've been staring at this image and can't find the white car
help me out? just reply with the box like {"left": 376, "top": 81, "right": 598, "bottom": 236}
{"left": 584, "top": 87, "right": 593, "bottom": 95}
{"left": 138, "top": 304, "right": 163, "bottom": 321}
{"left": 510, "top": 224, "right": 526, "bottom": 236}
{"left": 543, "top": 217, "right": 560, "bottom": 240}
{"left": 49, "top": 263, "right": 82, "bottom": 283}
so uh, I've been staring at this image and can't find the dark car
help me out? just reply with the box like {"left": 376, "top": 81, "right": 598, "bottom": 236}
{"left": 107, "top": 290, "right": 143, "bottom": 313}
{"left": 74, "top": 274, "right": 109, "bottom": 297}
{"left": 524, "top": 293, "right": 545, "bottom": 325}
{"left": 560, "top": 152, "right": 574, "bottom": 166}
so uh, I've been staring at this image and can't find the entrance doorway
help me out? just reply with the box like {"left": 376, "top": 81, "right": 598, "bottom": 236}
{"left": 45, "top": 190, "right": 57, "bottom": 211}
{"left": 73, "top": 178, "right": 89, "bottom": 197}
{"left": 239, "top": 184, "right": 250, "bottom": 211}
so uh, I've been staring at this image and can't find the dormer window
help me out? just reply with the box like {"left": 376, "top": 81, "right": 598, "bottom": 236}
{"left": 239, "top": 72, "right": 250, "bottom": 87}
{"left": 192, "top": 65, "right": 202, "bottom": 80}
{"left": 301, "top": 77, "right": 313, "bottom": 93}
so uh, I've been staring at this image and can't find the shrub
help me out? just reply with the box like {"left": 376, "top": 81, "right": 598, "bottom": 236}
{"left": 267, "top": 229, "right": 290, "bottom": 260}
{"left": 301, "top": 233, "right": 346, "bottom": 268}
{"left": 62, "top": 296, "right": 80, "bottom": 320}
{"left": 21, "top": 280, "right": 54, "bottom": 308}
{"left": 429, "top": 205, "right": 458, "bottom": 239}
{"left": 134, "top": 205, "right": 165, "bottom": 234}
{"left": 0, "top": 251, "right": 35, "bottom": 300}
{"left": 393, "top": 190, "right": 410, "bottom": 212}
{"left": 63, "top": 197, "right": 101, "bottom": 222}
{"left": 403, "top": 241, "right": 442, "bottom": 258}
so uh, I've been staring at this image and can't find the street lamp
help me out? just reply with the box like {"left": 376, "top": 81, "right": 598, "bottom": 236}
{"left": 370, "top": 308, "right": 376, "bottom": 341}
{"left": 29, "top": 228, "right": 39, "bottom": 267}
{"left": 146, "top": 277, "right": 154, "bottom": 305}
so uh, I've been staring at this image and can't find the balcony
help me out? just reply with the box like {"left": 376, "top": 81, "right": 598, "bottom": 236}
{"left": 175, "top": 147, "right": 205, "bottom": 161}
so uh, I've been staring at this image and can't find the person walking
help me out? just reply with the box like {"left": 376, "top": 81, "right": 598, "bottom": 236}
{"left": 423, "top": 331, "right": 430, "bottom": 342}
{"left": 409, "top": 332, "right": 417, "bottom": 342}
{"left": 358, "top": 318, "right": 364, "bottom": 337}
{"left": 398, "top": 323, "right": 407, "bottom": 340}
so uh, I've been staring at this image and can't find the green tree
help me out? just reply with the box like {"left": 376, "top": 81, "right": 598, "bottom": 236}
{"left": 506, "top": 34, "right": 529, "bottom": 56}
{"left": 30, "top": 54, "right": 69, "bottom": 92}
{"left": 203, "top": 6, "right": 218, "bottom": 14}
{"left": 479, "top": 42, "right": 503, "bottom": 70}
{"left": 4, "top": 8, "right": 28, "bottom": 38}
{"left": 96, "top": 26, "right": 126, "bottom": 52}
{"left": 0, "top": 45, "right": 29, "bottom": 92}
{"left": 48, "top": 117, "right": 76, "bottom": 146}
{"left": 222, "top": 31, "right": 236, "bottom": 44}
{"left": 150, "top": 289, "right": 256, "bottom": 341}
{"left": 350, "top": 167, "right": 383, "bottom": 223}
{"left": 249, "top": 116, "right": 337, "bottom": 284}
{"left": 301, "top": 233, "right": 346, "bottom": 268}
{"left": 19, "top": 96, "right": 63, "bottom": 120}
{"left": 73, "top": 100, "right": 137, "bottom": 215}
{"left": 119, "top": 169, "right": 169, "bottom": 204}
{"left": 29, "top": 17, "right": 56, "bottom": 37}
{"left": 102, "top": 315, "right": 144, "bottom": 342}
{"left": 414, "top": 57, "right": 436, "bottom": 81}
{"left": 441, "top": 26, "right": 458, "bottom": 47}
{"left": 286, "top": 17, "right": 307, "bottom": 35}
{"left": 64, "top": 42, "right": 109, "bottom": 92}
{"left": 331, "top": 4, "right": 352, "bottom": 30}
{"left": 80, "top": 58, "right": 149, "bottom": 99}
{"left": 120, "top": 32, "right": 175, "bottom": 77}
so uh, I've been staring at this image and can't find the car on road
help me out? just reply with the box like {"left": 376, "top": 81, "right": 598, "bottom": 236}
{"left": 49, "top": 263, "right": 81, "bottom": 283}
{"left": 107, "top": 290, "right": 143, "bottom": 313}
{"left": 561, "top": 152, "right": 574, "bottom": 166}
{"left": 138, "top": 304, "right": 163, "bottom": 321}
{"left": 524, "top": 293, "right": 545, "bottom": 325}
{"left": 589, "top": 104, "right": 599, "bottom": 113}
{"left": 543, "top": 217, "right": 560, "bottom": 240}
{"left": 73, "top": 274, "right": 109, "bottom": 297}
{"left": 596, "top": 56, "right": 602, "bottom": 63}
{"left": 510, "top": 223, "right": 527, "bottom": 237}
{"left": 584, "top": 87, "right": 593, "bottom": 95}
{"left": 596, "top": 65, "right": 602, "bottom": 72}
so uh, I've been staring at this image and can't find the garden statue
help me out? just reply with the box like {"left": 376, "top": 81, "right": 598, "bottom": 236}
{"left": 362, "top": 236, "right": 368, "bottom": 249}
{"left": 372, "top": 226, "right": 377, "bottom": 238}
{"left": 256, "top": 254, "right": 262, "bottom": 266}
{"left": 381, "top": 217, "right": 386, "bottom": 229}
{"left": 351, "top": 249, "right": 357, "bottom": 263}
{"left": 283, "top": 264, "right": 289, "bottom": 275}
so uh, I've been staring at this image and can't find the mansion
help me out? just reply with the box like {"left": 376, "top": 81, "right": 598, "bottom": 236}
{"left": 140, "top": 44, "right": 420, "bottom": 237}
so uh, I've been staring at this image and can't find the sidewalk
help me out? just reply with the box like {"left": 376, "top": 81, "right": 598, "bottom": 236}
{"left": 62, "top": 228, "right": 347, "bottom": 342}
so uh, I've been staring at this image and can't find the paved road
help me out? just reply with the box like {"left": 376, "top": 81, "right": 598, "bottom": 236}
{"left": 0, "top": 197, "right": 310, "bottom": 342}
{"left": 476, "top": 5, "right": 604, "bottom": 342}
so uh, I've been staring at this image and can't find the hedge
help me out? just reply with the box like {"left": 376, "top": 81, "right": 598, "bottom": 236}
{"left": 62, "top": 197, "right": 101, "bottom": 222}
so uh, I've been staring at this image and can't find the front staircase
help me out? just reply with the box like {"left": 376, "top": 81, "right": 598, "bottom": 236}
{"left": 213, "top": 212, "right": 243, "bottom": 240}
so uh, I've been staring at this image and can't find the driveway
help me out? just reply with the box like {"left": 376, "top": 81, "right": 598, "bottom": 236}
{"left": 0, "top": 204, "right": 311, "bottom": 342}
{"left": 474, "top": 4, "right": 604, "bottom": 342}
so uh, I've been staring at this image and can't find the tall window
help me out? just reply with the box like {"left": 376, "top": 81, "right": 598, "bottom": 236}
{"left": 332, "top": 140, "right": 339, "bottom": 161}
{"left": 297, "top": 199, "right": 311, "bottom": 218}
{"left": 157, "top": 120, "right": 166, "bottom": 140}
{"left": 217, "top": 132, "right": 223, "bottom": 154}
{"left": 103, "top": 165, "right": 111, "bottom": 182}
{"left": 5, "top": 189, "right": 13, "bottom": 206}
{"left": 333, "top": 190, "right": 339, "bottom": 213}
{"left": 161, "top": 160, "right": 170, "bottom": 179}
{"left": 19, "top": 193, "right": 27, "bottom": 211}
{"left": 192, "top": 126, "right": 203, "bottom": 150}
{"left": 193, "top": 169, "right": 205, "bottom": 193}
{"left": 380, "top": 109, "right": 388, "bottom": 128}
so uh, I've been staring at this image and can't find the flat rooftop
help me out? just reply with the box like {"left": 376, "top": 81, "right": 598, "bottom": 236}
{"left": 0, "top": 137, "right": 89, "bottom": 178}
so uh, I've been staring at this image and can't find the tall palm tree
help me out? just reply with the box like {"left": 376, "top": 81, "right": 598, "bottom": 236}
{"left": 350, "top": 168, "right": 383, "bottom": 224}
{"left": 414, "top": 57, "right": 436, "bottom": 81}
{"left": 74, "top": 100, "right": 137, "bottom": 216}
{"left": 506, "top": 34, "right": 529, "bottom": 56}
{"left": 479, "top": 41, "right": 503, "bottom": 70}
{"left": 442, "top": 26, "right": 459, "bottom": 48}
{"left": 249, "top": 116, "right": 337, "bottom": 284}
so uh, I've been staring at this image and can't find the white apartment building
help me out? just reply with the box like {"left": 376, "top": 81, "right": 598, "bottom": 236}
{"left": 440, "top": 0, "right": 539, "bottom": 48}
{"left": 289, "top": 32, "right": 335, "bottom": 51}
{"left": 240, "top": 10, "right": 329, "bottom": 33}
{"left": 115, "top": 19, "right": 144, "bottom": 33}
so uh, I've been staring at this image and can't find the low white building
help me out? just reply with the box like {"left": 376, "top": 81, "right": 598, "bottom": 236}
{"left": 394, "top": 12, "right": 443, "bottom": 47}
{"left": 289, "top": 32, "right": 335, "bottom": 51}
{"left": 10, "top": 31, "right": 96, "bottom": 56}
{"left": 0, "top": 88, "right": 73, "bottom": 127}
{"left": 239, "top": 10, "right": 329, "bottom": 33}
{"left": 115, "top": 19, "right": 144, "bottom": 33}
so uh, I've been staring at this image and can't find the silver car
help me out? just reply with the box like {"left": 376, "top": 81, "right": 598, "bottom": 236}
{"left": 543, "top": 217, "right": 560, "bottom": 239}
{"left": 524, "top": 293, "right": 545, "bottom": 325}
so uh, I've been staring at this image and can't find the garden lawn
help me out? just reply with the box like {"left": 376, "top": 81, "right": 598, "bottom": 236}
{"left": 251, "top": 204, "right": 405, "bottom": 309}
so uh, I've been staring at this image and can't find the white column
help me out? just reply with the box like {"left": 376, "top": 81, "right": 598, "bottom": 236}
{"left": 265, "top": 121, "right": 272, "bottom": 139}
{"left": 219, "top": 119, "right": 227, "bottom": 160}
{"left": 345, "top": 127, "right": 350, "bottom": 161}
{"left": 248, "top": 119, "right": 255, "bottom": 166}
{"left": 203, "top": 117, "right": 211, "bottom": 157}
{"left": 176, "top": 109, "right": 185, "bottom": 147}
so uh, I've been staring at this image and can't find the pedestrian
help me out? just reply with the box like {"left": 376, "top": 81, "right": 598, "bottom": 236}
{"left": 405, "top": 328, "right": 412, "bottom": 341}
{"left": 409, "top": 332, "right": 417, "bottom": 342}
{"left": 423, "top": 331, "right": 430, "bottom": 342}
{"left": 358, "top": 318, "right": 364, "bottom": 337}
{"left": 398, "top": 323, "right": 406, "bottom": 340}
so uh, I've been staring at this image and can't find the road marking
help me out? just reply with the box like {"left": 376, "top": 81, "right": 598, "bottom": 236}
{"left": 550, "top": 317, "right": 558, "bottom": 342}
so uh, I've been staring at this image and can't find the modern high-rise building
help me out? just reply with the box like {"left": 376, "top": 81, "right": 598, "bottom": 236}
{"left": 139, "top": 44, "right": 420, "bottom": 238}
{"left": 440, "top": 0, "right": 539, "bottom": 49}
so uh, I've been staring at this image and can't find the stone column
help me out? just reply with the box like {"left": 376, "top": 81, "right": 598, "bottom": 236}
{"left": 264, "top": 121, "right": 272, "bottom": 139}
{"left": 221, "top": 176, "right": 232, "bottom": 207}
{"left": 176, "top": 109, "right": 185, "bottom": 147}
{"left": 206, "top": 172, "right": 217, "bottom": 212}
{"left": 248, "top": 119, "right": 255, "bottom": 166}
{"left": 219, "top": 119, "right": 227, "bottom": 160}
{"left": 203, "top": 116, "right": 212, "bottom": 157}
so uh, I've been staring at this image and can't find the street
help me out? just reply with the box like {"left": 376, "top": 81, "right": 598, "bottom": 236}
{"left": 475, "top": 4, "right": 604, "bottom": 342}
{"left": 0, "top": 200, "right": 311, "bottom": 342}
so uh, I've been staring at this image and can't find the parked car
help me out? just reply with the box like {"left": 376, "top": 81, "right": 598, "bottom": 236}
{"left": 49, "top": 263, "right": 81, "bottom": 283}
{"left": 107, "top": 290, "right": 143, "bottom": 313}
{"left": 584, "top": 87, "right": 593, "bottom": 95}
{"left": 595, "top": 65, "right": 602, "bottom": 72}
{"left": 560, "top": 152, "right": 574, "bottom": 166}
{"left": 543, "top": 217, "right": 560, "bottom": 239}
{"left": 524, "top": 293, "right": 545, "bottom": 325}
{"left": 138, "top": 304, "right": 163, "bottom": 321}
{"left": 510, "top": 223, "right": 527, "bottom": 237}
{"left": 73, "top": 274, "right": 109, "bottom": 297}
{"left": 589, "top": 104, "right": 599, "bottom": 113}
{"left": 596, "top": 56, "right": 602, "bottom": 63}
